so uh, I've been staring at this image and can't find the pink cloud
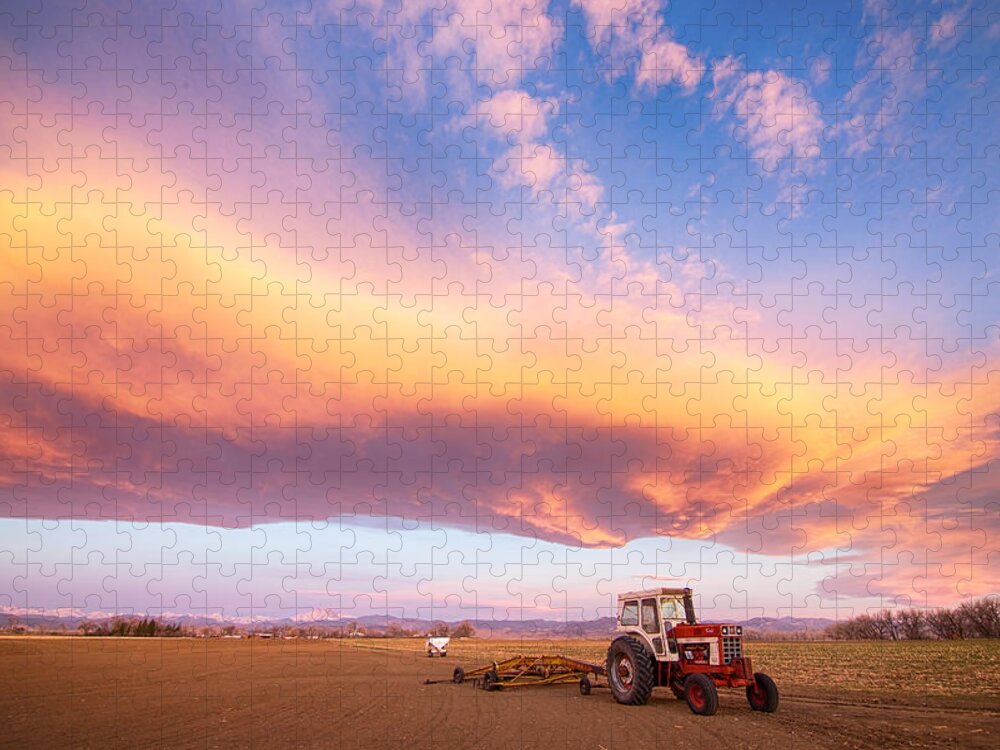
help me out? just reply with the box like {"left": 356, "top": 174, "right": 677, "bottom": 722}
{"left": 634, "top": 37, "right": 702, "bottom": 94}
{"left": 355, "top": 0, "right": 559, "bottom": 92}
{"left": 572, "top": 0, "right": 703, "bottom": 93}
{"left": 711, "top": 56, "right": 825, "bottom": 172}
{"left": 930, "top": 8, "right": 963, "bottom": 50}
{"left": 478, "top": 89, "right": 556, "bottom": 145}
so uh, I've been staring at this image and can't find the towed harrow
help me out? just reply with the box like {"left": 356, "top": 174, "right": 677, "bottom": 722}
{"left": 426, "top": 654, "right": 607, "bottom": 694}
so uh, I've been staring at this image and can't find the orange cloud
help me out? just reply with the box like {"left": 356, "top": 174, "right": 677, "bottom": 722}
{"left": 1, "top": 82, "right": 998, "bottom": 612}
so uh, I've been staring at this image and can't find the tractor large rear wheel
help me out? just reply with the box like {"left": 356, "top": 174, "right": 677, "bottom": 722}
{"left": 606, "top": 636, "right": 655, "bottom": 705}
{"left": 683, "top": 673, "right": 719, "bottom": 716}
{"left": 746, "top": 672, "right": 779, "bottom": 712}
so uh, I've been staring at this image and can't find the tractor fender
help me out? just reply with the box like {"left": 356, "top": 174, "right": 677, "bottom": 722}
{"left": 608, "top": 633, "right": 653, "bottom": 658}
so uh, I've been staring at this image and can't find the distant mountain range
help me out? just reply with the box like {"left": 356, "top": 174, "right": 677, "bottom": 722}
{"left": 741, "top": 616, "right": 837, "bottom": 633}
{"left": 0, "top": 611, "right": 835, "bottom": 637}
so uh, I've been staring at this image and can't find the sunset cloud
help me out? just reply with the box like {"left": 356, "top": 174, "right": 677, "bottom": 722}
{"left": 2, "top": 155, "right": 997, "bottom": 595}
{"left": 1, "top": 0, "right": 998, "bottom": 617}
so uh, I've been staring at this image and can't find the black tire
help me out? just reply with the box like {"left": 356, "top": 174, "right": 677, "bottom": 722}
{"left": 606, "top": 636, "right": 655, "bottom": 705}
{"left": 452, "top": 666, "right": 465, "bottom": 684}
{"left": 746, "top": 672, "right": 779, "bottom": 712}
{"left": 579, "top": 676, "right": 592, "bottom": 696}
{"left": 482, "top": 670, "right": 499, "bottom": 691}
{"left": 684, "top": 674, "right": 719, "bottom": 716}
{"left": 427, "top": 651, "right": 433, "bottom": 657}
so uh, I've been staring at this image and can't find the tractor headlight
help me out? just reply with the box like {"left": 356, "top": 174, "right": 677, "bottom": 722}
{"left": 736, "top": 626, "right": 743, "bottom": 635}
{"left": 722, "top": 626, "right": 729, "bottom": 635}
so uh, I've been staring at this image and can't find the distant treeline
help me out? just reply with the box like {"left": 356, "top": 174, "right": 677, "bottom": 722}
{"left": 0, "top": 615, "right": 478, "bottom": 640}
{"left": 741, "top": 629, "right": 825, "bottom": 642}
{"left": 358, "top": 620, "right": 476, "bottom": 638}
{"left": 78, "top": 617, "right": 184, "bottom": 637}
{"left": 824, "top": 597, "right": 1000, "bottom": 640}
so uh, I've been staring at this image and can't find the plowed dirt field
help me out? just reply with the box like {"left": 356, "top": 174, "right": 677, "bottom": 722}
{"left": 1, "top": 637, "right": 997, "bottom": 749}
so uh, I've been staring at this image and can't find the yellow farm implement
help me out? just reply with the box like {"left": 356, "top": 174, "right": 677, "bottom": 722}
{"left": 427, "top": 654, "right": 607, "bottom": 694}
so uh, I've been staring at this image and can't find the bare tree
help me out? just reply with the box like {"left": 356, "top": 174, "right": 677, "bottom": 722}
{"left": 451, "top": 621, "right": 476, "bottom": 638}
{"left": 926, "top": 608, "right": 966, "bottom": 639}
{"left": 873, "top": 611, "right": 899, "bottom": 640}
{"left": 826, "top": 598, "right": 1000, "bottom": 640}
{"left": 957, "top": 597, "right": 1000, "bottom": 638}
{"left": 852, "top": 614, "right": 881, "bottom": 640}
{"left": 895, "top": 609, "right": 926, "bottom": 640}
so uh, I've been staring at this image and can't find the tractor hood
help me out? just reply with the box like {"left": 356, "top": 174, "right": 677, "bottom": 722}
{"left": 672, "top": 623, "right": 744, "bottom": 638}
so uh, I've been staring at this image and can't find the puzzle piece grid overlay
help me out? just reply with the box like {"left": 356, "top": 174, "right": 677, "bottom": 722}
{"left": 0, "top": 0, "right": 998, "bottom": 626}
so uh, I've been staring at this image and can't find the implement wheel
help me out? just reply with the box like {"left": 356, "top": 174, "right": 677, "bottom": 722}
{"left": 579, "top": 676, "right": 592, "bottom": 696}
{"left": 452, "top": 667, "right": 465, "bottom": 684}
{"left": 606, "top": 636, "right": 655, "bottom": 705}
{"left": 482, "top": 670, "right": 499, "bottom": 691}
{"left": 746, "top": 672, "right": 779, "bottom": 713}
{"left": 684, "top": 674, "right": 719, "bottom": 716}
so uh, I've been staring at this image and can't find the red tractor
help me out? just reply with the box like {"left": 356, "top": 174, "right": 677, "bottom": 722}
{"left": 606, "top": 587, "right": 778, "bottom": 716}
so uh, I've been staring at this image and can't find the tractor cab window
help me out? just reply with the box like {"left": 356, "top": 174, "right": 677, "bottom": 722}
{"left": 660, "top": 597, "right": 686, "bottom": 622}
{"left": 640, "top": 598, "right": 659, "bottom": 634}
{"left": 620, "top": 600, "right": 639, "bottom": 626}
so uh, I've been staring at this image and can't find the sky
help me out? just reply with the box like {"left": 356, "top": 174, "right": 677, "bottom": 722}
{"left": 0, "top": 0, "right": 998, "bottom": 624}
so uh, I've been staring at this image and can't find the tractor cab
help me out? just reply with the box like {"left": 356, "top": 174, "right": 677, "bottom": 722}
{"left": 608, "top": 586, "right": 777, "bottom": 716}
{"left": 615, "top": 587, "right": 704, "bottom": 662}
{"left": 658, "top": 591, "right": 693, "bottom": 626}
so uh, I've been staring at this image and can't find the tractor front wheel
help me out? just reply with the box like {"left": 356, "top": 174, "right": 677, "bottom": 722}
{"left": 606, "top": 636, "right": 655, "bottom": 705}
{"left": 683, "top": 674, "right": 719, "bottom": 716}
{"left": 746, "top": 672, "right": 779, "bottom": 712}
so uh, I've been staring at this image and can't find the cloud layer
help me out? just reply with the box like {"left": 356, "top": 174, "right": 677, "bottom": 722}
{"left": 1, "top": 0, "right": 998, "bottom": 610}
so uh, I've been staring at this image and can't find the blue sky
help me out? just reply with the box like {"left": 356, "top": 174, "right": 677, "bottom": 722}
{"left": 1, "top": 0, "right": 998, "bottom": 623}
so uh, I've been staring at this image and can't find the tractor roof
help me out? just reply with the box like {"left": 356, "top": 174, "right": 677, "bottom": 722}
{"left": 616, "top": 587, "right": 692, "bottom": 601}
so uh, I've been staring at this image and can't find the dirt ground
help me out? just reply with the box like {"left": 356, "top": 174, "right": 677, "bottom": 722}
{"left": 1, "top": 637, "right": 997, "bottom": 749}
